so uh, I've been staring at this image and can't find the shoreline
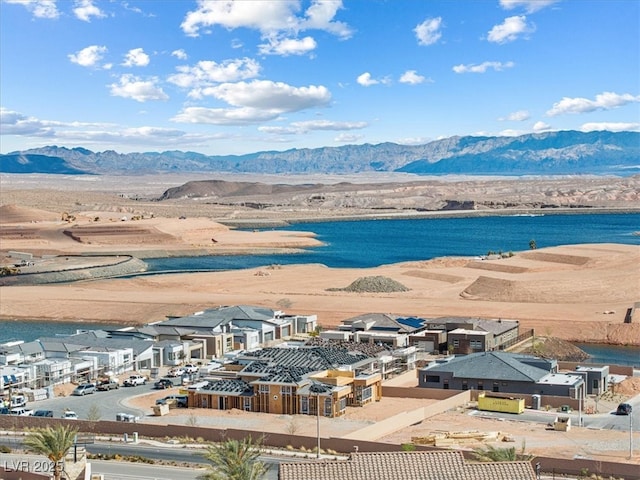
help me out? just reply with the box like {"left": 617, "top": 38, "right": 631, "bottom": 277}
{"left": 219, "top": 206, "right": 640, "bottom": 229}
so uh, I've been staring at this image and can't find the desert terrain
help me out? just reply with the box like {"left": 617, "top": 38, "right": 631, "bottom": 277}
{"left": 1, "top": 173, "right": 639, "bottom": 346}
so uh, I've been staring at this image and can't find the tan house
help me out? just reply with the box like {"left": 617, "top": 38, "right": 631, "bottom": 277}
{"left": 188, "top": 345, "right": 382, "bottom": 418}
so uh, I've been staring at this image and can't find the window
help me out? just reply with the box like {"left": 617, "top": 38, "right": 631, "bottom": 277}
{"left": 477, "top": 381, "right": 484, "bottom": 391}
{"left": 593, "top": 379, "right": 599, "bottom": 389}
{"left": 425, "top": 375, "right": 440, "bottom": 383}
{"left": 339, "top": 397, "right": 347, "bottom": 413}
{"left": 243, "top": 398, "right": 252, "bottom": 412}
{"left": 462, "top": 380, "right": 468, "bottom": 391}
{"left": 453, "top": 339, "right": 459, "bottom": 347}
{"left": 493, "top": 382, "right": 499, "bottom": 392}
{"left": 301, "top": 396, "right": 309, "bottom": 414}
{"left": 361, "top": 386, "right": 372, "bottom": 401}
{"left": 324, "top": 398, "right": 332, "bottom": 416}
{"left": 470, "top": 340, "right": 483, "bottom": 349}
{"left": 259, "top": 385, "right": 269, "bottom": 394}
{"left": 281, "top": 386, "right": 292, "bottom": 395}
{"left": 443, "top": 380, "right": 449, "bottom": 390}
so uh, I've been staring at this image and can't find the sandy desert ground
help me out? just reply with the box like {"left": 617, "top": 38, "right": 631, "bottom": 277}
{"left": 1, "top": 174, "right": 639, "bottom": 345}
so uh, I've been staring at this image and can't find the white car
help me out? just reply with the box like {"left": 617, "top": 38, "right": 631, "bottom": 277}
{"left": 167, "top": 367, "right": 185, "bottom": 377}
{"left": 10, "top": 407, "right": 34, "bottom": 416}
{"left": 183, "top": 364, "right": 199, "bottom": 374}
{"left": 62, "top": 411, "right": 78, "bottom": 420}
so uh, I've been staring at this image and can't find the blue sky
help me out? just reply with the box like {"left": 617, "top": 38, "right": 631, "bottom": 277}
{"left": 1, "top": 0, "right": 638, "bottom": 155}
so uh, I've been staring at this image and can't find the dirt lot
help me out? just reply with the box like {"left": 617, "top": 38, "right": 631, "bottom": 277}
{"left": 122, "top": 379, "right": 640, "bottom": 465}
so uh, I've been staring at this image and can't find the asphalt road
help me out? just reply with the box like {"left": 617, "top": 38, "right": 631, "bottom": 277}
{"left": 23, "top": 380, "right": 175, "bottom": 421}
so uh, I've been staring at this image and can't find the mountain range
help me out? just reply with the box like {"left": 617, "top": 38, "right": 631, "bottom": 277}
{"left": 1, "top": 130, "right": 638, "bottom": 176}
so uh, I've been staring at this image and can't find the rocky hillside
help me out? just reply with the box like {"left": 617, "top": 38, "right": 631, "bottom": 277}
{"left": 2, "top": 130, "right": 638, "bottom": 176}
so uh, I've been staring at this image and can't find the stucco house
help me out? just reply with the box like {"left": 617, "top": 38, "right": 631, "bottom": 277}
{"left": 188, "top": 344, "right": 382, "bottom": 417}
{"left": 418, "top": 351, "right": 585, "bottom": 397}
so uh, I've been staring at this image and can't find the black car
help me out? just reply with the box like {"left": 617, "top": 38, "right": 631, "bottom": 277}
{"left": 154, "top": 378, "right": 174, "bottom": 389}
{"left": 33, "top": 410, "right": 54, "bottom": 417}
{"left": 616, "top": 403, "right": 632, "bottom": 415}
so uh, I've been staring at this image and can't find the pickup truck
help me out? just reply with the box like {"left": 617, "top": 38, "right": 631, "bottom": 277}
{"left": 96, "top": 379, "right": 119, "bottom": 391}
{"left": 123, "top": 374, "right": 147, "bottom": 387}
{"left": 10, "top": 407, "right": 34, "bottom": 416}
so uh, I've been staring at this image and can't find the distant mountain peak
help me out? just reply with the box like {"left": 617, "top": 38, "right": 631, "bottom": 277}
{"left": 1, "top": 130, "right": 638, "bottom": 176}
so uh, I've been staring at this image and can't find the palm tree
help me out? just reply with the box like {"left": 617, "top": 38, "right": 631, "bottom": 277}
{"left": 472, "top": 444, "right": 532, "bottom": 462}
{"left": 24, "top": 424, "right": 78, "bottom": 480}
{"left": 198, "top": 436, "right": 267, "bottom": 480}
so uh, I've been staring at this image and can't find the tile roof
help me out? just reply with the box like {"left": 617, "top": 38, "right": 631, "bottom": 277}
{"left": 240, "top": 346, "right": 371, "bottom": 371}
{"left": 422, "top": 351, "right": 551, "bottom": 382}
{"left": 200, "top": 379, "right": 253, "bottom": 396}
{"left": 278, "top": 451, "right": 536, "bottom": 480}
{"left": 160, "top": 305, "right": 276, "bottom": 328}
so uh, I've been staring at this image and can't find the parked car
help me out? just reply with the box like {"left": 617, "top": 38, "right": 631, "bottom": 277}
{"left": 33, "top": 409, "right": 54, "bottom": 417}
{"left": 115, "top": 412, "right": 139, "bottom": 422}
{"left": 166, "top": 367, "right": 185, "bottom": 378}
{"left": 96, "top": 379, "right": 119, "bottom": 391}
{"left": 616, "top": 403, "right": 633, "bottom": 415}
{"left": 9, "top": 395, "right": 27, "bottom": 408}
{"left": 10, "top": 407, "right": 34, "bottom": 416}
{"left": 155, "top": 395, "right": 188, "bottom": 408}
{"left": 62, "top": 410, "right": 78, "bottom": 420}
{"left": 183, "top": 363, "right": 199, "bottom": 374}
{"left": 154, "top": 378, "right": 174, "bottom": 389}
{"left": 72, "top": 383, "right": 96, "bottom": 396}
{"left": 123, "top": 374, "right": 147, "bottom": 386}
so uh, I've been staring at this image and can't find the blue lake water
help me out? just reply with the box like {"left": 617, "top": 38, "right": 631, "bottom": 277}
{"left": 1, "top": 212, "right": 638, "bottom": 365}
{"left": 144, "top": 212, "right": 639, "bottom": 272}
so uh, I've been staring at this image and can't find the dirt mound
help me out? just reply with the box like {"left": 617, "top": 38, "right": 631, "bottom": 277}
{"left": 0, "top": 204, "right": 60, "bottom": 223}
{"left": 466, "top": 261, "right": 529, "bottom": 274}
{"left": 520, "top": 251, "right": 591, "bottom": 265}
{"left": 460, "top": 276, "right": 517, "bottom": 301}
{"left": 328, "top": 275, "right": 410, "bottom": 293}
{"left": 616, "top": 377, "right": 640, "bottom": 396}
{"left": 518, "top": 336, "right": 590, "bottom": 362}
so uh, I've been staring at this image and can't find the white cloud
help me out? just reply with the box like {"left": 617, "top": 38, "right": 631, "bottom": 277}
{"left": 452, "top": 61, "right": 515, "bottom": 73}
{"left": 502, "top": 110, "right": 530, "bottom": 121}
{"left": 173, "top": 80, "right": 332, "bottom": 126}
{"left": 109, "top": 74, "right": 168, "bottom": 102}
{"left": 498, "top": 129, "right": 526, "bottom": 136}
{"left": 500, "top": 0, "right": 559, "bottom": 13}
{"left": 122, "top": 48, "right": 150, "bottom": 67}
{"left": 547, "top": 92, "right": 640, "bottom": 116}
{"left": 73, "top": 0, "right": 105, "bottom": 22}
{"left": 172, "top": 106, "right": 281, "bottom": 125}
{"left": 357, "top": 72, "right": 377, "bottom": 87}
{"left": 290, "top": 120, "right": 367, "bottom": 131}
{"left": 4, "top": 0, "right": 59, "bottom": 19}
{"left": 258, "top": 119, "right": 367, "bottom": 135}
{"left": 334, "top": 133, "right": 363, "bottom": 143}
{"left": 357, "top": 72, "right": 392, "bottom": 87}
{"left": 68, "top": 45, "right": 107, "bottom": 67}
{"left": 533, "top": 121, "right": 552, "bottom": 132}
{"left": 199, "top": 80, "right": 331, "bottom": 111}
{"left": 171, "top": 49, "right": 188, "bottom": 60}
{"left": 168, "top": 58, "right": 261, "bottom": 91}
{"left": 580, "top": 122, "right": 640, "bottom": 132}
{"left": 397, "top": 136, "right": 432, "bottom": 146}
{"left": 414, "top": 17, "right": 442, "bottom": 46}
{"left": 399, "top": 70, "right": 428, "bottom": 85}
{"left": 180, "top": 0, "right": 352, "bottom": 54}
{"left": 259, "top": 36, "right": 317, "bottom": 56}
{"left": 487, "top": 15, "right": 533, "bottom": 44}
{"left": 0, "top": 107, "right": 216, "bottom": 148}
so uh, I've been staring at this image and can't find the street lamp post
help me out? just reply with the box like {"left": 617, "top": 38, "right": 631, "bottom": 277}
{"left": 629, "top": 413, "right": 634, "bottom": 460}
{"left": 316, "top": 391, "right": 321, "bottom": 459}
